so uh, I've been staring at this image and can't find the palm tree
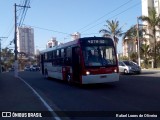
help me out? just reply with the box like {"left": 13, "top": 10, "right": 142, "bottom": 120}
{"left": 123, "top": 25, "right": 145, "bottom": 48}
{"left": 129, "top": 52, "right": 138, "bottom": 62}
{"left": 122, "top": 26, "right": 137, "bottom": 42}
{"left": 99, "top": 19, "right": 122, "bottom": 53}
{"left": 139, "top": 7, "right": 160, "bottom": 68}
{"left": 140, "top": 44, "right": 151, "bottom": 68}
{"left": 122, "top": 25, "right": 145, "bottom": 63}
{"left": 156, "top": 41, "right": 160, "bottom": 66}
{"left": 122, "top": 26, "right": 138, "bottom": 57}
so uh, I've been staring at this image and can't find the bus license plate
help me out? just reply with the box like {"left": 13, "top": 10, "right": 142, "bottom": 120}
{"left": 100, "top": 75, "right": 107, "bottom": 78}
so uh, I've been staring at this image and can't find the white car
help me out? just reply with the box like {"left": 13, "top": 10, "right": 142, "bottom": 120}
{"left": 30, "top": 65, "right": 40, "bottom": 71}
{"left": 118, "top": 61, "right": 141, "bottom": 74}
{"left": 24, "top": 66, "right": 30, "bottom": 71}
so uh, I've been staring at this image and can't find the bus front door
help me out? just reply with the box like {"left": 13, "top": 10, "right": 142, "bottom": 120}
{"left": 41, "top": 54, "right": 44, "bottom": 75}
{"left": 72, "top": 47, "right": 81, "bottom": 83}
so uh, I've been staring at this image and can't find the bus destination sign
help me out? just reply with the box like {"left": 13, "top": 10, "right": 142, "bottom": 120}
{"left": 87, "top": 40, "right": 105, "bottom": 44}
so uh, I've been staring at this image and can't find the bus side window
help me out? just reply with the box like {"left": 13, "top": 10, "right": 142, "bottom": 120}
{"left": 53, "top": 50, "right": 57, "bottom": 65}
{"left": 48, "top": 51, "right": 53, "bottom": 60}
{"left": 44, "top": 53, "right": 47, "bottom": 61}
{"left": 65, "top": 47, "right": 72, "bottom": 66}
{"left": 61, "top": 48, "right": 66, "bottom": 66}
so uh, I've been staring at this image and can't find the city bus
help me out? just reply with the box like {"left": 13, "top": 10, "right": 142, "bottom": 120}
{"left": 40, "top": 37, "right": 119, "bottom": 84}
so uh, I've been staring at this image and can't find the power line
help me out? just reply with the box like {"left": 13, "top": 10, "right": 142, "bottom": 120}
{"left": 81, "top": 2, "right": 141, "bottom": 34}
{"left": 1, "top": 26, "right": 14, "bottom": 47}
{"left": 77, "top": 0, "right": 133, "bottom": 32}
{"left": 19, "top": 0, "right": 31, "bottom": 26}
{"left": 24, "top": 24, "right": 71, "bottom": 35}
{"left": 2, "top": 0, "right": 30, "bottom": 49}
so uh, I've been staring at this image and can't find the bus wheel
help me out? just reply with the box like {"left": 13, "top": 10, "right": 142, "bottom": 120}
{"left": 44, "top": 69, "right": 48, "bottom": 79}
{"left": 67, "top": 74, "right": 71, "bottom": 84}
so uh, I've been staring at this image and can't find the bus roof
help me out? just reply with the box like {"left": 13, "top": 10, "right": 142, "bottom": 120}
{"left": 40, "top": 39, "right": 79, "bottom": 54}
{"left": 40, "top": 37, "right": 113, "bottom": 54}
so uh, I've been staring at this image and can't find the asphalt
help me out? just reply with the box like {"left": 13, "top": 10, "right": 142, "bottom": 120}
{"left": 0, "top": 72, "right": 55, "bottom": 120}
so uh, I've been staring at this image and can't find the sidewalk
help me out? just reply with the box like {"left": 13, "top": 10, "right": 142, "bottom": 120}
{"left": 0, "top": 73, "right": 54, "bottom": 120}
{"left": 142, "top": 68, "right": 160, "bottom": 71}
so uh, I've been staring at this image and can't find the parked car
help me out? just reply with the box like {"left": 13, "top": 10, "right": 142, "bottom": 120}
{"left": 30, "top": 65, "right": 40, "bottom": 71}
{"left": 9, "top": 67, "right": 14, "bottom": 72}
{"left": 24, "top": 66, "right": 30, "bottom": 71}
{"left": 118, "top": 60, "right": 141, "bottom": 74}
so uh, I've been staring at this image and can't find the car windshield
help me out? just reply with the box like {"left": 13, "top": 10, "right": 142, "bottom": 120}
{"left": 82, "top": 46, "right": 116, "bottom": 67}
{"left": 123, "top": 61, "right": 136, "bottom": 66}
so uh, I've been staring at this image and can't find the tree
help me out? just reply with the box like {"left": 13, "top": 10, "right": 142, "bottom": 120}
{"left": 1, "top": 47, "right": 14, "bottom": 70}
{"left": 99, "top": 19, "right": 122, "bottom": 53}
{"left": 156, "top": 41, "right": 160, "bottom": 66}
{"left": 122, "top": 25, "right": 137, "bottom": 43}
{"left": 139, "top": 7, "right": 160, "bottom": 68}
{"left": 140, "top": 44, "right": 151, "bottom": 68}
{"left": 122, "top": 25, "right": 144, "bottom": 44}
{"left": 119, "top": 56, "right": 129, "bottom": 61}
{"left": 129, "top": 52, "right": 138, "bottom": 63}
{"left": 122, "top": 25, "right": 145, "bottom": 63}
{"left": 18, "top": 52, "right": 28, "bottom": 70}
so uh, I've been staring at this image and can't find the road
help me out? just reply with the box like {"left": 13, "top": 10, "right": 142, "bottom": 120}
{"left": 16, "top": 70, "right": 160, "bottom": 120}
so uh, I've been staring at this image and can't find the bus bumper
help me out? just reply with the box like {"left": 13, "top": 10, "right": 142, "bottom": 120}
{"left": 81, "top": 73, "right": 119, "bottom": 84}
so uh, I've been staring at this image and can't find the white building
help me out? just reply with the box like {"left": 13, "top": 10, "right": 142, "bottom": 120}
{"left": 17, "top": 27, "right": 35, "bottom": 56}
{"left": 71, "top": 32, "right": 81, "bottom": 40}
{"left": 46, "top": 37, "right": 58, "bottom": 48}
{"left": 122, "top": 0, "right": 160, "bottom": 57}
{"left": 142, "top": 0, "right": 160, "bottom": 44}
{"left": 142, "top": 0, "right": 160, "bottom": 16}
{"left": 123, "top": 38, "right": 137, "bottom": 57}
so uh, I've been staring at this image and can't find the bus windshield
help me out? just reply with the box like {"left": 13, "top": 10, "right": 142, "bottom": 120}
{"left": 82, "top": 45, "right": 116, "bottom": 67}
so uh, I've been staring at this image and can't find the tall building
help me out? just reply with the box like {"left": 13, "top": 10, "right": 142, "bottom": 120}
{"left": 142, "top": 0, "right": 160, "bottom": 16}
{"left": 17, "top": 27, "right": 35, "bottom": 56}
{"left": 142, "top": 0, "right": 160, "bottom": 44}
{"left": 122, "top": 0, "right": 160, "bottom": 58}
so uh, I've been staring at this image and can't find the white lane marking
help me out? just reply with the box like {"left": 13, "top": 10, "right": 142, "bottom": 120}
{"left": 17, "top": 76, "right": 61, "bottom": 120}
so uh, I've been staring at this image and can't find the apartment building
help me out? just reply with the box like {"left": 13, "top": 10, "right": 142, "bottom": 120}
{"left": 46, "top": 37, "right": 58, "bottom": 48}
{"left": 123, "top": 0, "right": 160, "bottom": 57}
{"left": 17, "top": 27, "right": 35, "bottom": 57}
{"left": 142, "top": 0, "right": 160, "bottom": 44}
{"left": 123, "top": 38, "right": 137, "bottom": 57}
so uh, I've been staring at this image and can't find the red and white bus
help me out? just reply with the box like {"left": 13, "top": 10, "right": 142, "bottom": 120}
{"left": 40, "top": 37, "right": 119, "bottom": 84}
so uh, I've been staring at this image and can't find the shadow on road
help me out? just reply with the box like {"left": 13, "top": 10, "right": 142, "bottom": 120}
{"left": 77, "top": 83, "right": 118, "bottom": 90}
{"left": 46, "top": 76, "right": 118, "bottom": 90}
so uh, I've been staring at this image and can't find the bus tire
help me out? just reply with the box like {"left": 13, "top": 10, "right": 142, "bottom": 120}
{"left": 44, "top": 69, "right": 48, "bottom": 79}
{"left": 67, "top": 74, "right": 71, "bottom": 84}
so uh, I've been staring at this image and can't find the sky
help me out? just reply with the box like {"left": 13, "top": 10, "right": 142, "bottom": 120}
{"left": 0, "top": 0, "right": 142, "bottom": 53}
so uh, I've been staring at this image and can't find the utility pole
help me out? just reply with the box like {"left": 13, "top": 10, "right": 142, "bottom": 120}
{"left": 0, "top": 37, "right": 7, "bottom": 73}
{"left": 137, "top": 17, "right": 141, "bottom": 67}
{"left": 14, "top": 3, "right": 18, "bottom": 77}
{"left": 14, "top": 3, "right": 30, "bottom": 77}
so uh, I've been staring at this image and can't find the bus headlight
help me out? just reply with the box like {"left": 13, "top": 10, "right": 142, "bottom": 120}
{"left": 86, "top": 71, "right": 90, "bottom": 75}
{"left": 114, "top": 69, "right": 117, "bottom": 73}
